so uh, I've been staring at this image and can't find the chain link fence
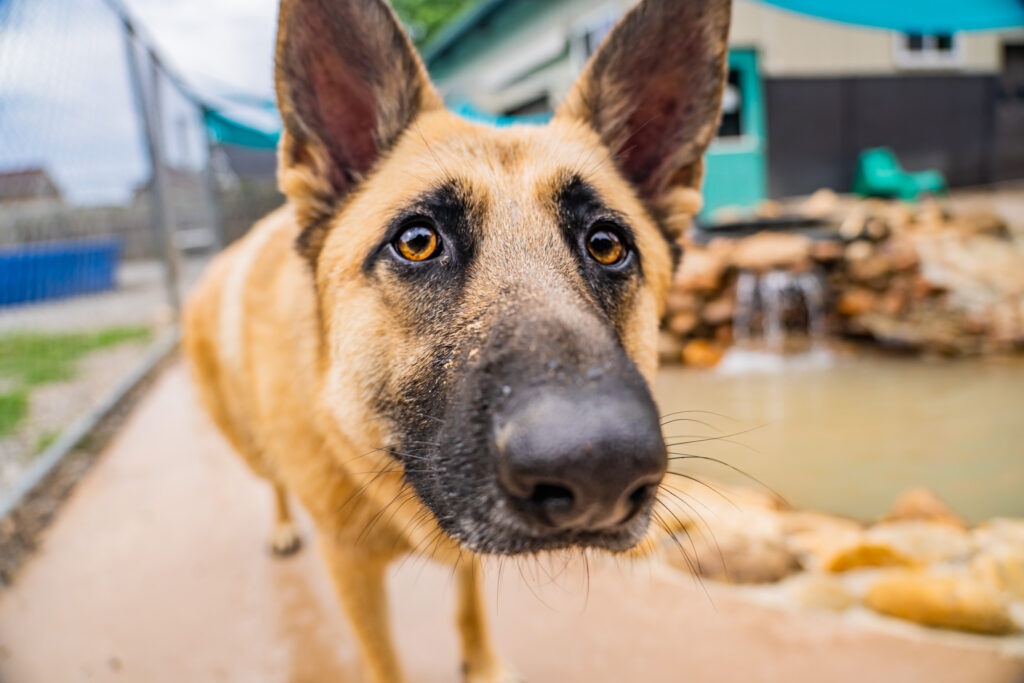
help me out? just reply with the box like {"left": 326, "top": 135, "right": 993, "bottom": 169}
{"left": 0, "top": 0, "right": 281, "bottom": 502}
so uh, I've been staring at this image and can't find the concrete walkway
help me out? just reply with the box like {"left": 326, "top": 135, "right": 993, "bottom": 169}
{"left": 1, "top": 363, "right": 1022, "bottom": 682}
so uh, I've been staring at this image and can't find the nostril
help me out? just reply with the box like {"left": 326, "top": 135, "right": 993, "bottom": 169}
{"left": 627, "top": 483, "right": 655, "bottom": 514}
{"left": 529, "top": 483, "right": 575, "bottom": 510}
{"left": 520, "top": 482, "right": 578, "bottom": 528}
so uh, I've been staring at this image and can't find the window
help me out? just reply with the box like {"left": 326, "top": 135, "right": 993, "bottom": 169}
{"left": 503, "top": 95, "right": 551, "bottom": 118}
{"left": 569, "top": 5, "right": 620, "bottom": 72}
{"left": 717, "top": 69, "right": 744, "bottom": 139}
{"left": 894, "top": 32, "right": 962, "bottom": 69}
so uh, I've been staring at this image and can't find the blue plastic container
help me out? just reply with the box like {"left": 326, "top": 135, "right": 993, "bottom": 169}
{"left": 0, "top": 238, "right": 123, "bottom": 307}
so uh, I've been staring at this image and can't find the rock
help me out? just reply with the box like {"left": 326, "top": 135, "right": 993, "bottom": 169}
{"left": 910, "top": 274, "right": 943, "bottom": 301}
{"left": 878, "top": 290, "right": 908, "bottom": 317}
{"left": 847, "top": 253, "right": 892, "bottom": 283}
{"left": 681, "top": 340, "right": 724, "bottom": 368}
{"left": 989, "top": 302, "right": 1024, "bottom": 345}
{"left": 713, "top": 205, "right": 746, "bottom": 223}
{"left": 675, "top": 247, "right": 727, "bottom": 292}
{"left": 865, "top": 571, "right": 1019, "bottom": 635}
{"left": 665, "top": 528, "right": 800, "bottom": 584}
{"left": 810, "top": 240, "right": 844, "bottom": 262}
{"left": 881, "top": 488, "right": 967, "bottom": 529}
{"left": 825, "top": 542, "right": 917, "bottom": 573}
{"left": 755, "top": 199, "right": 784, "bottom": 219}
{"left": 667, "top": 311, "right": 699, "bottom": 337}
{"left": 701, "top": 293, "right": 735, "bottom": 326}
{"left": 837, "top": 289, "right": 876, "bottom": 317}
{"left": 866, "top": 521, "right": 973, "bottom": 564}
{"left": 839, "top": 211, "right": 868, "bottom": 241}
{"left": 714, "top": 324, "right": 733, "bottom": 345}
{"left": 913, "top": 234, "right": 1024, "bottom": 314}
{"left": 665, "top": 288, "right": 698, "bottom": 314}
{"left": 846, "top": 311, "right": 973, "bottom": 355}
{"left": 801, "top": 188, "right": 839, "bottom": 218}
{"left": 730, "top": 232, "right": 812, "bottom": 272}
{"left": 706, "top": 237, "right": 738, "bottom": 256}
{"left": 864, "top": 217, "right": 891, "bottom": 241}
{"left": 972, "top": 546, "right": 1024, "bottom": 600}
{"left": 952, "top": 209, "right": 1011, "bottom": 240}
{"left": 914, "top": 202, "right": 948, "bottom": 233}
{"left": 882, "top": 203, "right": 914, "bottom": 233}
{"left": 844, "top": 240, "right": 873, "bottom": 262}
{"left": 657, "top": 331, "right": 685, "bottom": 364}
{"left": 791, "top": 575, "right": 855, "bottom": 611}
{"left": 780, "top": 511, "right": 864, "bottom": 570}
{"left": 973, "top": 518, "right": 1024, "bottom": 549}
{"left": 880, "top": 237, "right": 920, "bottom": 271}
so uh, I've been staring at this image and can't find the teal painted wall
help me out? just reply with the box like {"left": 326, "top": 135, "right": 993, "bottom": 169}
{"left": 702, "top": 49, "right": 768, "bottom": 217}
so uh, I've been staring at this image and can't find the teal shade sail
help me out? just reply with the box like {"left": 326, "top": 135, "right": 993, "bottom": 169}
{"left": 451, "top": 100, "right": 553, "bottom": 127}
{"left": 758, "top": 0, "right": 1024, "bottom": 33}
{"left": 203, "top": 107, "right": 280, "bottom": 150}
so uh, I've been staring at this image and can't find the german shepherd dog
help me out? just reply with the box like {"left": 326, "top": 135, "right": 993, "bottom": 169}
{"left": 184, "top": 0, "right": 730, "bottom": 679}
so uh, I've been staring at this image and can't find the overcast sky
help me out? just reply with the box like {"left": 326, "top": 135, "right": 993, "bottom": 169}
{"left": 123, "top": 0, "right": 279, "bottom": 99}
{"left": 0, "top": 0, "right": 281, "bottom": 204}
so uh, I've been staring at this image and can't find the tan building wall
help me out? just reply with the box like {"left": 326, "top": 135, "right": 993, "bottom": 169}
{"left": 731, "top": 0, "right": 1003, "bottom": 76}
{"left": 431, "top": 0, "right": 1011, "bottom": 113}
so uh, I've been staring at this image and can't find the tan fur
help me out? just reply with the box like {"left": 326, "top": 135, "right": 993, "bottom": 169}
{"left": 184, "top": 1, "right": 730, "bottom": 680}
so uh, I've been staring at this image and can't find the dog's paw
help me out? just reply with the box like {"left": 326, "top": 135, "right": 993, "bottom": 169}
{"left": 463, "top": 661, "right": 523, "bottom": 683}
{"left": 269, "top": 522, "right": 302, "bottom": 557}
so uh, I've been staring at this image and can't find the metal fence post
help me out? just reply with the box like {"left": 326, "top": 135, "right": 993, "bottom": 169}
{"left": 202, "top": 125, "right": 227, "bottom": 250}
{"left": 122, "top": 22, "right": 182, "bottom": 315}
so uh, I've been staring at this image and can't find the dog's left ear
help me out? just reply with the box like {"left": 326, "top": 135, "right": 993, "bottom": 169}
{"left": 275, "top": 0, "right": 443, "bottom": 262}
{"left": 557, "top": 0, "right": 732, "bottom": 233}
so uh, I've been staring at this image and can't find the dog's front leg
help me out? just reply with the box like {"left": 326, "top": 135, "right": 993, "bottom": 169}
{"left": 319, "top": 541, "right": 403, "bottom": 683}
{"left": 456, "top": 558, "right": 521, "bottom": 683}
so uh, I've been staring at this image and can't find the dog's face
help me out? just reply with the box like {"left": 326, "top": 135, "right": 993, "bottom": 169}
{"left": 275, "top": 0, "right": 731, "bottom": 554}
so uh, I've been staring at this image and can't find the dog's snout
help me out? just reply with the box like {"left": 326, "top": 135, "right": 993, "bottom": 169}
{"left": 495, "top": 390, "right": 666, "bottom": 532}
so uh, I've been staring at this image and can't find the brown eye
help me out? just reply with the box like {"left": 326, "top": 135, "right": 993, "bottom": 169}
{"left": 586, "top": 227, "right": 626, "bottom": 266}
{"left": 395, "top": 224, "right": 439, "bottom": 262}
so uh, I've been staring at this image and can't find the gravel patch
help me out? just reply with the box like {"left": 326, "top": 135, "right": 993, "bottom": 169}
{"left": 0, "top": 342, "right": 153, "bottom": 492}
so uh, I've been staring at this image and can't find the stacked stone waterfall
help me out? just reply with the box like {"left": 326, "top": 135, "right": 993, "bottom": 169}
{"left": 660, "top": 190, "right": 1024, "bottom": 366}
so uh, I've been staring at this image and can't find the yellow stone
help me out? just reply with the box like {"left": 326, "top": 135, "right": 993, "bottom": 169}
{"left": 681, "top": 339, "right": 724, "bottom": 368}
{"left": 826, "top": 542, "right": 916, "bottom": 573}
{"left": 865, "top": 572, "right": 1019, "bottom": 636}
{"left": 881, "top": 487, "right": 967, "bottom": 529}
{"left": 972, "top": 548, "right": 1024, "bottom": 600}
{"left": 791, "top": 576, "right": 855, "bottom": 612}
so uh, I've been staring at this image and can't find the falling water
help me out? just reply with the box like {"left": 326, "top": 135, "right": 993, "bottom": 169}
{"left": 732, "top": 269, "right": 758, "bottom": 346}
{"left": 760, "top": 270, "right": 790, "bottom": 351}
{"left": 719, "top": 268, "right": 832, "bottom": 373}
{"left": 796, "top": 271, "right": 828, "bottom": 348}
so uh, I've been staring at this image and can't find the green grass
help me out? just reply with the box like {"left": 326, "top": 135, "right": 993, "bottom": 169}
{"left": 33, "top": 429, "right": 60, "bottom": 455}
{"left": 0, "top": 390, "right": 29, "bottom": 437}
{"left": 0, "top": 327, "right": 151, "bottom": 387}
{"left": 0, "top": 326, "right": 152, "bottom": 438}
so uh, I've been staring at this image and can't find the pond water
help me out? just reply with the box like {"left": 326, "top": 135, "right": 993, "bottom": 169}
{"left": 653, "top": 351, "right": 1024, "bottom": 524}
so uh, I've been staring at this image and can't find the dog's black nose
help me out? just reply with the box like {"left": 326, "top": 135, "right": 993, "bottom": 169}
{"left": 495, "top": 389, "right": 666, "bottom": 531}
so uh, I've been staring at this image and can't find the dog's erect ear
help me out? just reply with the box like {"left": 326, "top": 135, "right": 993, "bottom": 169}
{"left": 275, "top": 0, "right": 442, "bottom": 261}
{"left": 556, "top": 0, "right": 731, "bottom": 234}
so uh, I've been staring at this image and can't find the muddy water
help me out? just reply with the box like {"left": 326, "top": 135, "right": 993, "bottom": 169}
{"left": 653, "top": 353, "right": 1024, "bottom": 523}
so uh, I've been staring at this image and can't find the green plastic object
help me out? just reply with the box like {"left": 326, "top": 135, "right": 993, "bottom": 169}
{"left": 852, "top": 147, "right": 947, "bottom": 201}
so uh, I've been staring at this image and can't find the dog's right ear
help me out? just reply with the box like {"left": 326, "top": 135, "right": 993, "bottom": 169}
{"left": 275, "top": 0, "right": 442, "bottom": 262}
{"left": 556, "top": 0, "right": 731, "bottom": 238}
